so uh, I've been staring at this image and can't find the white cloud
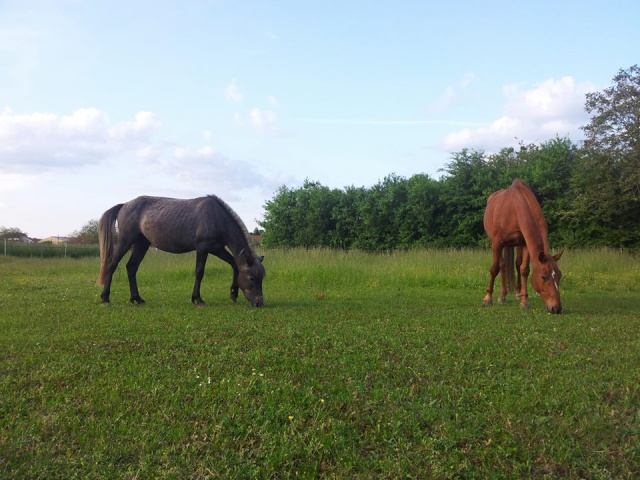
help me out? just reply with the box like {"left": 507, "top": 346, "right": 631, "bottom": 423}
{"left": 441, "top": 76, "right": 597, "bottom": 152}
{"left": 249, "top": 108, "right": 277, "bottom": 132}
{"left": 139, "top": 142, "right": 278, "bottom": 200}
{"left": 0, "top": 106, "right": 282, "bottom": 213}
{"left": 0, "top": 173, "right": 34, "bottom": 193}
{"left": 225, "top": 80, "right": 244, "bottom": 103}
{"left": 0, "top": 108, "right": 159, "bottom": 172}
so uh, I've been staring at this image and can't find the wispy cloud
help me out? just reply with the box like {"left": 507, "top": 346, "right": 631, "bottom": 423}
{"left": 296, "top": 118, "right": 487, "bottom": 127}
{"left": 225, "top": 80, "right": 244, "bottom": 103}
{"left": 250, "top": 108, "right": 277, "bottom": 131}
{"left": 426, "top": 72, "right": 476, "bottom": 115}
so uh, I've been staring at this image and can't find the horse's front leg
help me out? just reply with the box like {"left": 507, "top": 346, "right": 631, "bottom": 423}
{"left": 211, "top": 247, "right": 239, "bottom": 303}
{"left": 517, "top": 247, "right": 530, "bottom": 309}
{"left": 483, "top": 245, "right": 501, "bottom": 306}
{"left": 191, "top": 249, "right": 208, "bottom": 306}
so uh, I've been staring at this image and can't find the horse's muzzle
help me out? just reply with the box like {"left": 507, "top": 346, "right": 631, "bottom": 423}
{"left": 252, "top": 297, "right": 264, "bottom": 308}
{"left": 548, "top": 306, "right": 562, "bottom": 314}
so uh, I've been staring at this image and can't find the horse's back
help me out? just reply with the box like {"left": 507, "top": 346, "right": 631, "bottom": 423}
{"left": 484, "top": 179, "right": 537, "bottom": 243}
{"left": 119, "top": 196, "right": 219, "bottom": 252}
{"left": 484, "top": 187, "right": 511, "bottom": 238}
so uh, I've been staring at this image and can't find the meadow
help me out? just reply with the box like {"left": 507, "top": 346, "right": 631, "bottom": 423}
{"left": 0, "top": 248, "right": 638, "bottom": 479}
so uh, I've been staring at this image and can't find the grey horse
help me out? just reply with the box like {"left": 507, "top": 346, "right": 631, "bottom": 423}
{"left": 98, "top": 195, "right": 265, "bottom": 307}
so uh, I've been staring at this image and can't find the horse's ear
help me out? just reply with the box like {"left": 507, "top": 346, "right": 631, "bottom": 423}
{"left": 553, "top": 250, "right": 564, "bottom": 262}
{"left": 538, "top": 251, "right": 546, "bottom": 263}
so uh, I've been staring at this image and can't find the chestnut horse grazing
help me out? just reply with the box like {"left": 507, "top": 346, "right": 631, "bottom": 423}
{"left": 482, "top": 179, "right": 563, "bottom": 313}
{"left": 98, "top": 195, "right": 265, "bottom": 307}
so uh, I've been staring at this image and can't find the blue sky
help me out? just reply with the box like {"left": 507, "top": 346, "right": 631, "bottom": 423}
{"left": 1, "top": 0, "right": 638, "bottom": 238}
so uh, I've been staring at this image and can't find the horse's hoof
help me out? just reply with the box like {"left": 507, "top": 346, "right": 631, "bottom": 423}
{"left": 519, "top": 303, "right": 529, "bottom": 310}
{"left": 482, "top": 299, "right": 493, "bottom": 306}
{"left": 498, "top": 297, "right": 507, "bottom": 304}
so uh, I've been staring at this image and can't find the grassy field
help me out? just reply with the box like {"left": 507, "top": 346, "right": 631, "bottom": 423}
{"left": 0, "top": 248, "right": 638, "bottom": 479}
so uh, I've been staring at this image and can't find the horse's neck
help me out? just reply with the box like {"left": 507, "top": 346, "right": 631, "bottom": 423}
{"left": 517, "top": 186, "right": 550, "bottom": 259}
{"left": 521, "top": 221, "right": 551, "bottom": 263}
{"left": 225, "top": 224, "right": 253, "bottom": 265}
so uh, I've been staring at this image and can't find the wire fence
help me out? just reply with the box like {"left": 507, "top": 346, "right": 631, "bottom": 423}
{"left": 2, "top": 241, "right": 99, "bottom": 258}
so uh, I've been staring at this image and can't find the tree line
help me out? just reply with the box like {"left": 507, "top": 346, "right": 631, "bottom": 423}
{"left": 258, "top": 66, "right": 640, "bottom": 251}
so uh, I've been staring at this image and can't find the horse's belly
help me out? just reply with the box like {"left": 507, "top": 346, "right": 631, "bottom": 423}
{"left": 503, "top": 233, "right": 525, "bottom": 247}
{"left": 141, "top": 228, "right": 196, "bottom": 254}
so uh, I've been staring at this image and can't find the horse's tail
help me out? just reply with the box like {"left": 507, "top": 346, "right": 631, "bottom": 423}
{"left": 503, "top": 246, "right": 516, "bottom": 294}
{"left": 97, "top": 203, "right": 124, "bottom": 285}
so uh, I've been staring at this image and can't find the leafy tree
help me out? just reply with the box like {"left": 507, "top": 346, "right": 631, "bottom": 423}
{"left": 573, "top": 65, "right": 640, "bottom": 247}
{"left": 397, "top": 174, "right": 444, "bottom": 247}
{"left": 439, "top": 149, "right": 496, "bottom": 247}
{"left": 292, "top": 180, "right": 340, "bottom": 248}
{"left": 353, "top": 174, "right": 409, "bottom": 250}
{"left": 582, "top": 65, "right": 640, "bottom": 158}
{"left": 329, "top": 185, "right": 366, "bottom": 249}
{"left": 514, "top": 137, "right": 581, "bottom": 246}
{"left": 260, "top": 180, "right": 341, "bottom": 248}
{"left": 259, "top": 185, "right": 298, "bottom": 247}
{"left": 0, "top": 227, "right": 28, "bottom": 241}
{"left": 70, "top": 220, "right": 99, "bottom": 244}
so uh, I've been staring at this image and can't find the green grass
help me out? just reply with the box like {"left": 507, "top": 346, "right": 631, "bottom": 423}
{"left": 1, "top": 249, "right": 638, "bottom": 479}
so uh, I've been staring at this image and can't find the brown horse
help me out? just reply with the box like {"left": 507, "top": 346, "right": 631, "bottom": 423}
{"left": 98, "top": 195, "right": 265, "bottom": 307}
{"left": 482, "top": 179, "right": 563, "bottom": 313}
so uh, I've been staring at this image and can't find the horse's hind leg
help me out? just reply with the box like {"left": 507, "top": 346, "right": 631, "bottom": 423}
{"left": 483, "top": 245, "right": 501, "bottom": 306}
{"left": 126, "top": 237, "right": 151, "bottom": 304}
{"left": 498, "top": 251, "right": 508, "bottom": 303}
{"left": 101, "top": 242, "right": 136, "bottom": 303}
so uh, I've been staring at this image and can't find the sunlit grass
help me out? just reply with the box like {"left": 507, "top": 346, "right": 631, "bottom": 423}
{"left": 0, "top": 249, "right": 638, "bottom": 478}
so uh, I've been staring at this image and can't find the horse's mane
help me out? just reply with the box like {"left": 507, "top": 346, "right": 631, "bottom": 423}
{"left": 208, "top": 195, "right": 259, "bottom": 258}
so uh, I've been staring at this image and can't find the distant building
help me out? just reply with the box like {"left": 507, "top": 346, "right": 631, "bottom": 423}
{"left": 3, "top": 235, "right": 33, "bottom": 244}
{"left": 39, "top": 236, "right": 71, "bottom": 245}
{"left": 251, "top": 234, "right": 262, "bottom": 246}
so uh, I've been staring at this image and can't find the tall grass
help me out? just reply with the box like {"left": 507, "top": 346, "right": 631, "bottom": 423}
{"left": 0, "top": 249, "right": 638, "bottom": 478}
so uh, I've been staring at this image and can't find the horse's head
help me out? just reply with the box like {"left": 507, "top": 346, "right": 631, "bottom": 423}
{"left": 531, "top": 250, "right": 563, "bottom": 314}
{"left": 238, "top": 255, "right": 266, "bottom": 307}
